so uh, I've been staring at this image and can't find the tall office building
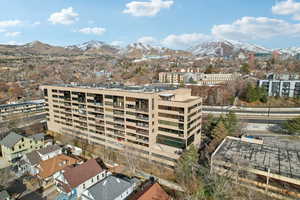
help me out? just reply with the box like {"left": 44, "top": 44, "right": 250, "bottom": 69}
{"left": 41, "top": 84, "right": 202, "bottom": 168}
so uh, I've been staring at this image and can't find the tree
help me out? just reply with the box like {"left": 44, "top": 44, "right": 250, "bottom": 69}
{"left": 211, "top": 121, "right": 229, "bottom": 140}
{"left": 241, "top": 63, "right": 250, "bottom": 74}
{"left": 205, "top": 65, "right": 214, "bottom": 74}
{"left": 282, "top": 117, "right": 300, "bottom": 135}
{"left": 224, "top": 111, "right": 238, "bottom": 135}
{"left": 175, "top": 145, "right": 199, "bottom": 193}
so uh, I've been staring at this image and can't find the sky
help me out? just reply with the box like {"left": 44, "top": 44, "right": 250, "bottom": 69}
{"left": 1, "top": 0, "right": 300, "bottom": 49}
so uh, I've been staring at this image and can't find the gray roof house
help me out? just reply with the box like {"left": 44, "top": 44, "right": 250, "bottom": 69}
{"left": 81, "top": 175, "right": 138, "bottom": 200}
{"left": 0, "top": 132, "right": 24, "bottom": 148}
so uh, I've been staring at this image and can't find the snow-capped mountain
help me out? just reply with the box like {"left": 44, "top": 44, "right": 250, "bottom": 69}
{"left": 276, "top": 47, "right": 300, "bottom": 56}
{"left": 66, "top": 40, "right": 122, "bottom": 55}
{"left": 189, "top": 39, "right": 272, "bottom": 57}
{"left": 124, "top": 42, "right": 191, "bottom": 58}
{"left": 67, "top": 40, "right": 114, "bottom": 51}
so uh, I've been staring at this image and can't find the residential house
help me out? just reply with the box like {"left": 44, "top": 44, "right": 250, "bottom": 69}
{"left": 55, "top": 159, "right": 107, "bottom": 198}
{"left": 37, "top": 154, "right": 80, "bottom": 187}
{"left": 21, "top": 144, "right": 61, "bottom": 175}
{"left": 0, "top": 132, "right": 44, "bottom": 163}
{"left": 130, "top": 179, "right": 172, "bottom": 200}
{"left": 81, "top": 174, "right": 138, "bottom": 200}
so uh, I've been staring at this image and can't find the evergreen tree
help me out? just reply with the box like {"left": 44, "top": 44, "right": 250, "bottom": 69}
{"left": 282, "top": 117, "right": 300, "bottom": 135}
{"left": 224, "top": 111, "right": 238, "bottom": 134}
{"left": 212, "top": 121, "right": 229, "bottom": 140}
{"left": 175, "top": 145, "right": 199, "bottom": 190}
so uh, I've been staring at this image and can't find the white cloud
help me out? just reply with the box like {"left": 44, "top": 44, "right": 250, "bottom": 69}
{"left": 32, "top": 21, "right": 41, "bottom": 26}
{"left": 0, "top": 29, "right": 6, "bottom": 33}
{"left": 137, "top": 36, "right": 157, "bottom": 44}
{"left": 78, "top": 27, "right": 106, "bottom": 35}
{"left": 0, "top": 20, "right": 22, "bottom": 28}
{"left": 123, "top": 0, "right": 174, "bottom": 17}
{"left": 48, "top": 7, "right": 79, "bottom": 25}
{"left": 5, "top": 32, "right": 21, "bottom": 37}
{"left": 272, "top": 0, "right": 300, "bottom": 20}
{"left": 161, "top": 33, "right": 211, "bottom": 48}
{"left": 111, "top": 41, "right": 124, "bottom": 46}
{"left": 212, "top": 16, "right": 300, "bottom": 40}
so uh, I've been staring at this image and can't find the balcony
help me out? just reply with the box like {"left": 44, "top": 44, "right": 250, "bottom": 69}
{"left": 136, "top": 129, "right": 149, "bottom": 136}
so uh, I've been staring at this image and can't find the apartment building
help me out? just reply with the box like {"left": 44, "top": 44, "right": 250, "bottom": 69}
{"left": 41, "top": 84, "right": 202, "bottom": 168}
{"left": 159, "top": 72, "right": 240, "bottom": 85}
{"left": 258, "top": 73, "right": 300, "bottom": 98}
{"left": 0, "top": 99, "right": 45, "bottom": 120}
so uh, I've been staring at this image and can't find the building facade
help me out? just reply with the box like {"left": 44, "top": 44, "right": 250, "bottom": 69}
{"left": 159, "top": 72, "right": 240, "bottom": 85}
{"left": 0, "top": 132, "right": 44, "bottom": 162}
{"left": 41, "top": 84, "right": 202, "bottom": 168}
{"left": 258, "top": 74, "right": 300, "bottom": 98}
{"left": 0, "top": 100, "right": 45, "bottom": 120}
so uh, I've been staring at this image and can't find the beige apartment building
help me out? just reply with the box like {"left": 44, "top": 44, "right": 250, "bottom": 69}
{"left": 41, "top": 84, "right": 202, "bottom": 168}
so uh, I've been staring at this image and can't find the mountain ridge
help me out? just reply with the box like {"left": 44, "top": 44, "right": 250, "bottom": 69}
{"left": 0, "top": 40, "right": 299, "bottom": 58}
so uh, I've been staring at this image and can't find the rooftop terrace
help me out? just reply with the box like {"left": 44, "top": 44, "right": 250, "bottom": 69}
{"left": 213, "top": 137, "right": 300, "bottom": 180}
{"left": 46, "top": 83, "right": 179, "bottom": 93}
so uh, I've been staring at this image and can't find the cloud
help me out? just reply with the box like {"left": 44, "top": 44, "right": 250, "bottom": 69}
{"left": 161, "top": 33, "right": 211, "bottom": 48}
{"left": 212, "top": 16, "right": 300, "bottom": 40}
{"left": 48, "top": 7, "right": 79, "bottom": 25}
{"left": 272, "top": 0, "right": 300, "bottom": 20}
{"left": 111, "top": 41, "right": 124, "bottom": 46}
{"left": 32, "top": 21, "right": 41, "bottom": 26}
{"left": 78, "top": 27, "right": 106, "bottom": 35}
{"left": 123, "top": 0, "right": 174, "bottom": 17}
{"left": 137, "top": 36, "right": 157, "bottom": 44}
{"left": 5, "top": 32, "right": 21, "bottom": 37}
{"left": 0, "top": 20, "right": 22, "bottom": 28}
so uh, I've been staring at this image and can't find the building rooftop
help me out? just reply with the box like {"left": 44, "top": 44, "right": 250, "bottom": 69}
{"left": 37, "top": 144, "right": 60, "bottom": 155}
{"left": 38, "top": 154, "right": 79, "bottom": 179}
{"left": 63, "top": 159, "right": 104, "bottom": 191}
{"left": 0, "top": 132, "right": 24, "bottom": 148}
{"left": 44, "top": 83, "right": 179, "bottom": 94}
{"left": 25, "top": 150, "right": 42, "bottom": 166}
{"left": 29, "top": 133, "right": 45, "bottom": 141}
{"left": 82, "top": 174, "right": 137, "bottom": 200}
{"left": 130, "top": 181, "right": 171, "bottom": 200}
{"left": 213, "top": 137, "right": 300, "bottom": 179}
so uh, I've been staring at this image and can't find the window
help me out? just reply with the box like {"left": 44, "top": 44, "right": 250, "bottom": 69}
{"left": 91, "top": 178, "right": 94, "bottom": 183}
{"left": 44, "top": 89, "right": 48, "bottom": 97}
{"left": 83, "top": 184, "right": 86, "bottom": 189}
{"left": 97, "top": 175, "right": 99, "bottom": 181}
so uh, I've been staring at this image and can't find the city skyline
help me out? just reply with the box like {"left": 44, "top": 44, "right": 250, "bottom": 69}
{"left": 1, "top": 0, "right": 300, "bottom": 49}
